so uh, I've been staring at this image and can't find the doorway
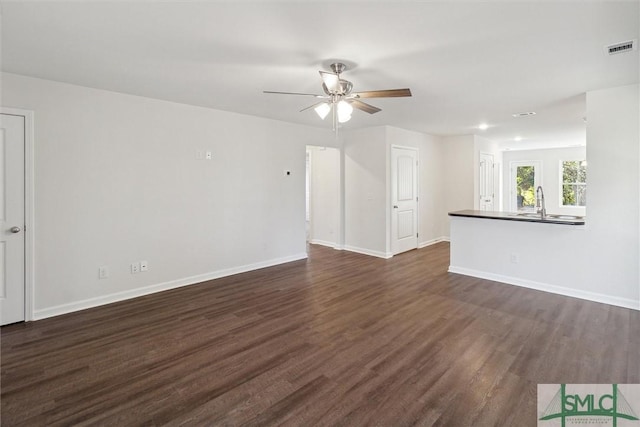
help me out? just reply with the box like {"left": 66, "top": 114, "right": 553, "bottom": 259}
{"left": 306, "top": 146, "right": 341, "bottom": 249}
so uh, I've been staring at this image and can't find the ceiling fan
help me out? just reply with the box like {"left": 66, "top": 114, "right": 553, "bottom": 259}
{"left": 264, "top": 62, "right": 412, "bottom": 132}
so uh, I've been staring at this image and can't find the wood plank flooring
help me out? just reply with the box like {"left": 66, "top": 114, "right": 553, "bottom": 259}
{"left": 2, "top": 242, "right": 639, "bottom": 426}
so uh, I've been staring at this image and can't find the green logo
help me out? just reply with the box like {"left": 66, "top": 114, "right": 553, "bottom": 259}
{"left": 539, "top": 384, "right": 639, "bottom": 427}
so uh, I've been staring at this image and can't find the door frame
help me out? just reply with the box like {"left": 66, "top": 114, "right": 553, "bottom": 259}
{"left": 389, "top": 144, "right": 419, "bottom": 255}
{"left": 2, "top": 107, "right": 35, "bottom": 322}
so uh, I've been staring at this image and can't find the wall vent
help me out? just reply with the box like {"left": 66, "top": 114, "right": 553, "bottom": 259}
{"left": 606, "top": 40, "right": 636, "bottom": 55}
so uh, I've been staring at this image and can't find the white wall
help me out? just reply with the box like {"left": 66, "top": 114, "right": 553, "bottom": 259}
{"left": 441, "top": 134, "right": 503, "bottom": 234}
{"left": 441, "top": 135, "right": 475, "bottom": 232}
{"left": 2, "top": 72, "right": 335, "bottom": 318}
{"left": 342, "top": 126, "right": 449, "bottom": 257}
{"left": 343, "top": 126, "right": 389, "bottom": 257}
{"left": 502, "top": 146, "right": 587, "bottom": 216}
{"left": 585, "top": 83, "right": 639, "bottom": 304}
{"left": 308, "top": 146, "right": 340, "bottom": 248}
{"left": 450, "top": 83, "right": 639, "bottom": 309}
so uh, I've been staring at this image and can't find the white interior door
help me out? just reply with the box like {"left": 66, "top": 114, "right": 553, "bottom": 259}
{"left": 391, "top": 147, "right": 418, "bottom": 255}
{"left": 1, "top": 113, "right": 26, "bottom": 325}
{"left": 479, "top": 152, "right": 494, "bottom": 211}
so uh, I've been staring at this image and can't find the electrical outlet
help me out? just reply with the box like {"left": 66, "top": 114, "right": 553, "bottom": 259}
{"left": 131, "top": 262, "right": 140, "bottom": 274}
{"left": 510, "top": 253, "right": 519, "bottom": 264}
{"left": 205, "top": 151, "right": 212, "bottom": 160}
{"left": 140, "top": 260, "right": 148, "bottom": 272}
{"left": 98, "top": 266, "right": 109, "bottom": 279}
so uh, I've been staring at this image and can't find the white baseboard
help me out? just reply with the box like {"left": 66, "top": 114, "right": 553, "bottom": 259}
{"left": 343, "top": 238, "right": 449, "bottom": 258}
{"left": 33, "top": 252, "right": 309, "bottom": 320}
{"left": 418, "top": 236, "right": 450, "bottom": 248}
{"left": 309, "top": 239, "right": 338, "bottom": 249}
{"left": 448, "top": 265, "right": 640, "bottom": 311}
{"left": 343, "top": 245, "right": 393, "bottom": 259}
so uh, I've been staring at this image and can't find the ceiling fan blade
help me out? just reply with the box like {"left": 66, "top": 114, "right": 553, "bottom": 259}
{"left": 319, "top": 71, "right": 341, "bottom": 93}
{"left": 263, "top": 91, "right": 323, "bottom": 97}
{"left": 350, "top": 99, "right": 381, "bottom": 114}
{"left": 352, "top": 88, "right": 412, "bottom": 98}
{"left": 300, "top": 101, "right": 328, "bottom": 113}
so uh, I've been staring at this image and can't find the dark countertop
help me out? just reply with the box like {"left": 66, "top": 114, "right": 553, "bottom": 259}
{"left": 448, "top": 210, "right": 586, "bottom": 225}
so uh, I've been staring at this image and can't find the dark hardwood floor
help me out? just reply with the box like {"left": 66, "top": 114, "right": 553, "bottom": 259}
{"left": 2, "top": 242, "right": 638, "bottom": 426}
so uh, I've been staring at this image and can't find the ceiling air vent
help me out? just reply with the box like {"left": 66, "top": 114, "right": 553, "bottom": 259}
{"left": 606, "top": 40, "right": 636, "bottom": 55}
{"left": 512, "top": 112, "right": 536, "bottom": 118}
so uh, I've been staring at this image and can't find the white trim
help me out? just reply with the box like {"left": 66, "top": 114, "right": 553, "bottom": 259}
{"left": 33, "top": 252, "right": 308, "bottom": 320}
{"left": 343, "top": 245, "right": 393, "bottom": 259}
{"left": 418, "top": 236, "right": 449, "bottom": 248}
{"left": 309, "top": 239, "right": 339, "bottom": 249}
{"left": 1, "top": 107, "right": 35, "bottom": 322}
{"left": 448, "top": 265, "right": 640, "bottom": 311}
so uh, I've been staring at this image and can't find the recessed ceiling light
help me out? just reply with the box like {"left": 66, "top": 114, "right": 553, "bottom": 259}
{"left": 512, "top": 112, "right": 536, "bottom": 118}
{"left": 514, "top": 136, "right": 522, "bottom": 141}
{"left": 478, "top": 123, "right": 489, "bottom": 130}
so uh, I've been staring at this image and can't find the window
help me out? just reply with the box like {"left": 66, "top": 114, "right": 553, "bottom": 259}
{"left": 561, "top": 160, "right": 587, "bottom": 207}
{"left": 510, "top": 161, "right": 541, "bottom": 212}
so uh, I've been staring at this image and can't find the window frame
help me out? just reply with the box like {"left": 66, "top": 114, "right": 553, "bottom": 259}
{"left": 559, "top": 159, "right": 587, "bottom": 208}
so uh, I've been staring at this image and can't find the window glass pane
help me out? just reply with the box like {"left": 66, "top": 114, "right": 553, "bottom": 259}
{"left": 562, "top": 161, "right": 587, "bottom": 206}
{"left": 563, "top": 161, "right": 577, "bottom": 183}
{"left": 563, "top": 184, "right": 575, "bottom": 206}
{"left": 576, "top": 184, "right": 586, "bottom": 206}
{"left": 578, "top": 163, "right": 586, "bottom": 183}
{"left": 516, "top": 165, "right": 535, "bottom": 211}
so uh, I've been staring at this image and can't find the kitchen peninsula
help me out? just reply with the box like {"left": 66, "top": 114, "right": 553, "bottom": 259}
{"left": 445, "top": 209, "right": 613, "bottom": 306}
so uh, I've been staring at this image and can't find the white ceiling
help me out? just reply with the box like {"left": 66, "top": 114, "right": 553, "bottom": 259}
{"left": 1, "top": 1, "right": 638, "bottom": 149}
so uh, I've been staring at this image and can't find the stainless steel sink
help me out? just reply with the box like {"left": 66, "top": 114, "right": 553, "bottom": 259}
{"left": 506, "top": 212, "right": 584, "bottom": 221}
{"left": 508, "top": 212, "right": 541, "bottom": 218}
{"left": 546, "top": 214, "right": 584, "bottom": 220}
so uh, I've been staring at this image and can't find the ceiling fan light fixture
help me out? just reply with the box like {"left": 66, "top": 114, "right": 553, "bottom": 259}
{"left": 265, "top": 62, "right": 412, "bottom": 132}
{"left": 314, "top": 103, "right": 331, "bottom": 120}
{"left": 320, "top": 72, "right": 341, "bottom": 94}
{"left": 337, "top": 100, "right": 353, "bottom": 123}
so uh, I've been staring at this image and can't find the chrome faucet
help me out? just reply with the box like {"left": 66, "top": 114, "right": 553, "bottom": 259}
{"left": 536, "top": 186, "right": 546, "bottom": 219}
